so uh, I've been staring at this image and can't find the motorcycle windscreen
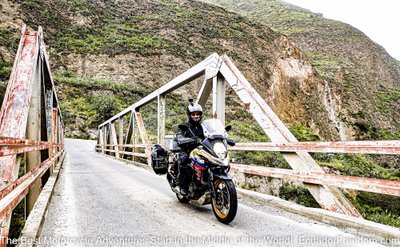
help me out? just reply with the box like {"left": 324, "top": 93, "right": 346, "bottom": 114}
{"left": 202, "top": 119, "right": 227, "bottom": 139}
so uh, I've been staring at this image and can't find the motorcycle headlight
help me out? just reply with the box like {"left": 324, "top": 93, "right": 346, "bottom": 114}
{"left": 213, "top": 142, "right": 227, "bottom": 160}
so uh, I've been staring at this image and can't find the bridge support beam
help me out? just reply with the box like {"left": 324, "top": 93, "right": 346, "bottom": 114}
{"left": 157, "top": 94, "right": 166, "bottom": 145}
{"left": 197, "top": 78, "right": 213, "bottom": 108}
{"left": 26, "top": 56, "right": 42, "bottom": 216}
{"left": 98, "top": 127, "right": 105, "bottom": 154}
{"left": 219, "top": 55, "right": 361, "bottom": 217}
{"left": 135, "top": 112, "right": 151, "bottom": 166}
{"left": 123, "top": 111, "right": 134, "bottom": 160}
{"left": 212, "top": 73, "right": 225, "bottom": 124}
{"left": 110, "top": 123, "right": 119, "bottom": 158}
{"left": 118, "top": 118, "right": 124, "bottom": 158}
{"left": 49, "top": 108, "right": 58, "bottom": 171}
{"left": 104, "top": 126, "right": 108, "bottom": 155}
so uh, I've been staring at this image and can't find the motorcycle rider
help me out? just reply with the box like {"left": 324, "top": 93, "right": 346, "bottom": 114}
{"left": 175, "top": 100, "right": 205, "bottom": 196}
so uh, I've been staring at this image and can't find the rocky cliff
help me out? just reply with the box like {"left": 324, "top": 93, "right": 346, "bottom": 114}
{"left": 199, "top": 0, "right": 400, "bottom": 141}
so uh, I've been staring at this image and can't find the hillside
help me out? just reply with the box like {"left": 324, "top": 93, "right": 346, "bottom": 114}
{"left": 2, "top": 0, "right": 363, "bottom": 142}
{"left": 199, "top": 0, "right": 400, "bottom": 141}
{"left": 0, "top": 0, "right": 400, "bottom": 228}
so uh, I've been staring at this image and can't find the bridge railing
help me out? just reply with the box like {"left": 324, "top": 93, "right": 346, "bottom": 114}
{"left": 96, "top": 53, "right": 399, "bottom": 218}
{"left": 0, "top": 25, "right": 64, "bottom": 245}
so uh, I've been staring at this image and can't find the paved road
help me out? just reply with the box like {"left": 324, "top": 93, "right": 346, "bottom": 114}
{"left": 40, "top": 139, "right": 386, "bottom": 247}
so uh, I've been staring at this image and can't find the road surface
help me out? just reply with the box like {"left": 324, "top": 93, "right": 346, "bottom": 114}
{"left": 39, "top": 139, "right": 387, "bottom": 246}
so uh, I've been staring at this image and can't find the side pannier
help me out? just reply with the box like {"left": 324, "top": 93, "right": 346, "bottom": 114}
{"left": 151, "top": 144, "right": 169, "bottom": 175}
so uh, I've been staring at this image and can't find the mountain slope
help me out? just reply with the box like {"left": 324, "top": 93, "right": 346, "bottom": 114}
{"left": 2, "top": 0, "right": 344, "bottom": 140}
{"left": 199, "top": 0, "right": 400, "bottom": 141}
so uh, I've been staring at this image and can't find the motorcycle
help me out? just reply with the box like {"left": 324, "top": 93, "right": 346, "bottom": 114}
{"left": 151, "top": 119, "right": 237, "bottom": 224}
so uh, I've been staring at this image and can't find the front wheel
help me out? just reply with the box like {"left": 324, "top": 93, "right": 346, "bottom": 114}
{"left": 211, "top": 179, "right": 237, "bottom": 224}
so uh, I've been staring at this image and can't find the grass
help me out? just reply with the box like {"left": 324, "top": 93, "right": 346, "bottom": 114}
{"left": 279, "top": 182, "right": 320, "bottom": 208}
{"left": 53, "top": 24, "right": 171, "bottom": 55}
{"left": 54, "top": 73, "right": 156, "bottom": 138}
{"left": 0, "top": 28, "right": 20, "bottom": 48}
{"left": 305, "top": 53, "right": 343, "bottom": 82}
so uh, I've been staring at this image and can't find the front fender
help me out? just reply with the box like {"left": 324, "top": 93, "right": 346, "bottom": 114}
{"left": 212, "top": 172, "right": 232, "bottom": 181}
{"left": 209, "top": 171, "right": 232, "bottom": 199}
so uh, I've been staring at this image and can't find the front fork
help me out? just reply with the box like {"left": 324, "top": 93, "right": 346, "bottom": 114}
{"left": 209, "top": 169, "right": 232, "bottom": 199}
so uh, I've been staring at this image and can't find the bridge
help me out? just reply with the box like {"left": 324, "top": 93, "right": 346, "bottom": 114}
{"left": 0, "top": 26, "right": 399, "bottom": 246}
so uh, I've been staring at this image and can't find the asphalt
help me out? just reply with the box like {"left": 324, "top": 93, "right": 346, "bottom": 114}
{"left": 39, "top": 139, "right": 390, "bottom": 247}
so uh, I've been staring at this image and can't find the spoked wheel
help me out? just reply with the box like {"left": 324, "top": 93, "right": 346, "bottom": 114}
{"left": 176, "top": 194, "right": 189, "bottom": 204}
{"left": 211, "top": 179, "right": 237, "bottom": 224}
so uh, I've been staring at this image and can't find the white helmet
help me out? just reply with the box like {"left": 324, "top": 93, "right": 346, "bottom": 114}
{"left": 187, "top": 100, "right": 203, "bottom": 123}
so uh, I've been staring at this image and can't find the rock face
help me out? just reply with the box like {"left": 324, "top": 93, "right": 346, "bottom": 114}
{"left": 199, "top": 0, "right": 400, "bottom": 141}
{"left": 0, "top": 0, "right": 399, "bottom": 142}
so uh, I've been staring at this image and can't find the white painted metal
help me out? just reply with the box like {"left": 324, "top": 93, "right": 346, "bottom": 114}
{"left": 98, "top": 128, "right": 104, "bottom": 154}
{"left": 196, "top": 78, "right": 213, "bottom": 108}
{"left": 99, "top": 53, "right": 220, "bottom": 127}
{"left": 134, "top": 112, "right": 152, "bottom": 166}
{"left": 110, "top": 123, "right": 119, "bottom": 158}
{"left": 212, "top": 73, "right": 225, "bottom": 123}
{"left": 157, "top": 94, "right": 166, "bottom": 145}
{"left": 118, "top": 118, "right": 124, "bottom": 158}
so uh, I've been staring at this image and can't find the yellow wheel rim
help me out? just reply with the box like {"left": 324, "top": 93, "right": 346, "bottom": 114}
{"left": 212, "top": 179, "right": 230, "bottom": 219}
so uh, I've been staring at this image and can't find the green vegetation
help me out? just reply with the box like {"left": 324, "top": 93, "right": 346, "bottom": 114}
{"left": 54, "top": 24, "right": 171, "bottom": 55}
{"left": 279, "top": 183, "right": 320, "bottom": 208}
{"left": 0, "top": 61, "right": 12, "bottom": 107}
{"left": 289, "top": 125, "right": 320, "bottom": 141}
{"left": 347, "top": 191, "right": 400, "bottom": 227}
{"left": 350, "top": 90, "right": 400, "bottom": 140}
{"left": 54, "top": 73, "right": 155, "bottom": 138}
{"left": 374, "top": 89, "right": 400, "bottom": 125}
{"left": 0, "top": 61, "right": 12, "bottom": 81}
{"left": 305, "top": 53, "right": 343, "bottom": 82}
{"left": 0, "top": 28, "right": 19, "bottom": 48}
{"left": 314, "top": 153, "right": 399, "bottom": 180}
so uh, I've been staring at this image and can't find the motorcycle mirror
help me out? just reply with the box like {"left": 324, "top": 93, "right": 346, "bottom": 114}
{"left": 226, "top": 138, "right": 236, "bottom": 146}
{"left": 225, "top": 125, "right": 232, "bottom": 132}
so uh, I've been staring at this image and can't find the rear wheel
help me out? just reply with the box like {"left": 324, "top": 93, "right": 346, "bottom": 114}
{"left": 211, "top": 179, "right": 237, "bottom": 224}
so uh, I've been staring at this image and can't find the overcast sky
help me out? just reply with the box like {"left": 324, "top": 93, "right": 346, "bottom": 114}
{"left": 283, "top": 0, "right": 400, "bottom": 61}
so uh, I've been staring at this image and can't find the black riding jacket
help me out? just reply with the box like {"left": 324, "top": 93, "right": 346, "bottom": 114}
{"left": 175, "top": 120, "right": 204, "bottom": 152}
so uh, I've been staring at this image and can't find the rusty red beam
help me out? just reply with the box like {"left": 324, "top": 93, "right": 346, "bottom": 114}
{"left": 0, "top": 151, "right": 64, "bottom": 220}
{"left": 0, "top": 137, "right": 63, "bottom": 156}
{"left": 0, "top": 151, "right": 63, "bottom": 200}
{"left": 0, "top": 28, "right": 40, "bottom": 186}
{"left": 0, "top": 136, "right": 57, "bottom": 145}
{"left": 232, "top": 140, "right": 400, "bottom": 155}
{"left": 0, "top": 143, "right": 63, "bottom": 157}
{"left": 231, "top": 164, "right": 400, "bottom": 197}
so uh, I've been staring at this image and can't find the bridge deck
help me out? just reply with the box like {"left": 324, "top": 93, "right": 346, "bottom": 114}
{"left": 39, "top": 139, "right": 385, "bottom": 246}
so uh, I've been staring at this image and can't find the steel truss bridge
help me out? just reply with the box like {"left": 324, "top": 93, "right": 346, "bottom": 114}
{"left": 0, "top": 26, "right": 399, "bottom": 246}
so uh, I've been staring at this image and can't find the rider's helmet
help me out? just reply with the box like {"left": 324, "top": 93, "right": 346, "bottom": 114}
{"left": 187, "top": 99, "right": 203, "bottom": 123}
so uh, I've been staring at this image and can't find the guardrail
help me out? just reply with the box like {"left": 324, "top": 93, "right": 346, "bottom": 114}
{"left": 0, "top": 25, "right": 64, "bottom": 246}
{"left": 95, "top": 141, "right": 400, "bottom": 197}
{"left": 96, "top": 53, "right": 400, "bottom": 219}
